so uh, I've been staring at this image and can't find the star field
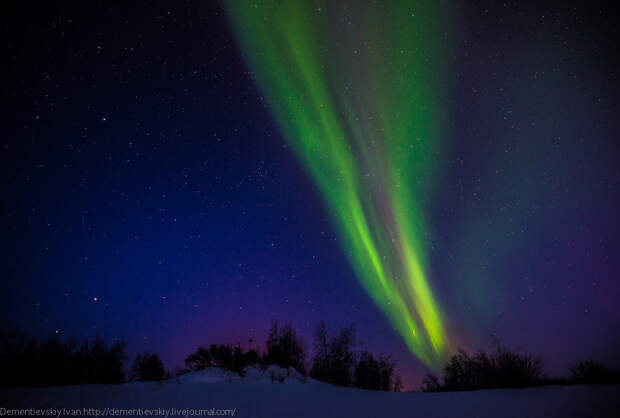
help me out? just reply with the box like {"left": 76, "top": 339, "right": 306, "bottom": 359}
{"left": 1, "top": 0, "right": 618, "bottom": 387}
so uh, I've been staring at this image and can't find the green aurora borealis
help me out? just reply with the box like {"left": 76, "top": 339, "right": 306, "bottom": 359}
{"left": 225, "top": 0, "right": 450, "bottom": 368}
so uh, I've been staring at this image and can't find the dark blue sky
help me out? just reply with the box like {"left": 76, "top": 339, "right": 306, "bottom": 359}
{"left": 1, "top": 0, "right": 618, "bottom": 388}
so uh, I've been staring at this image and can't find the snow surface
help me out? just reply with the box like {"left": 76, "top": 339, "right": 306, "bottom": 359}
{"left": 1, "top": 367, "right": 619, "bottom": 417}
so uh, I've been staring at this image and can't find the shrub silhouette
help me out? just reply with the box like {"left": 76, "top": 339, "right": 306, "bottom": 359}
{"left": 310, "top": 323, "right": 357, "bottom": 387}
{"left": 264, "top": 321, "right": 306, "bottom": 374}
{"left": 309, "top": 323, "right": 398, "bottom": 390}
{"left": 209, "top": 344, "right": 235, "bottom": 370}
{"left": 240, "top": 347, "right": 260, "bottom": 368}
{"left": 377, "top": 355, "right": 396, "bottom": 391}
{"left": 392, "top": 375, "right": 403, "bottom": 392}
{"left": 354, "top": 350, "right": 380, "bottom": 390}
{"left": 184, "top": 343, "right": 260, "bottom": 376}
{"left": 492, "top": 346, "right": 541, "bottom": 388}
{"left": 80, "top": 337, "right": 126, "bottom": 384}
{"left": 309, "top": 322, "right": 330, "bottom": 382}
{"left": 422, "top": 346, "right": 542, "bottom": 391}
{"left": 184, "top": 346, "right": 212, "bottom": 371}
{"left": 354, "top": 351, "right": 397, "bottom": 391}
{"left": 421, "top": 373, "right": 441, "bottom": 392}
{"left": 326, "top": 325, "right": 357, "bottom": 387}
{"left": 130, "top": 352, "right": 166, "bottom": 381}
{"left": 569, "top": 360, "right": 620, "bottom": 384}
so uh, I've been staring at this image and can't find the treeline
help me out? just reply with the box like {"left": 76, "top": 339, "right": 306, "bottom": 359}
{"left": 421, "top": 346, "right": 620, "bottom": 392}
{"left": 0, "top": 321, "right": 402, "bottom": 391}
{"left": 0, "top": 329, "right": 127, "bottom": 387}
{"left": 181, "top": 321, "right": 402, "bottom": 391}
{"left": 5, "top": 325, "right": 616, "bottom": 391}
{"left": 309, "top": 322, "right": 401, "bottom": 391}
{"left": 0, "top": 328, "right": 168, "bottom": 387}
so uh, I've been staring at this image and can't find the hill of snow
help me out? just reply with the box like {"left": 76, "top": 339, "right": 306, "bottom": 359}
{"left": 1, "top": 366, "right": 619, "bottom": 417}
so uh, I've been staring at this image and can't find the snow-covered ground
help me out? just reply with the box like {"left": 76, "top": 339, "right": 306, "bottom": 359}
{"left": 1, "top": 366, "right": 618, "bottom": 417}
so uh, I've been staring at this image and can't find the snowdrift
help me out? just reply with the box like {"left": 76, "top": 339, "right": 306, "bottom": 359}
{"left": 1, "top": 366, "right": 619, "bottom": 417}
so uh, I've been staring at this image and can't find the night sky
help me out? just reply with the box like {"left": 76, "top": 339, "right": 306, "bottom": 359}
{"left": 2, "top": 0, "right": 619, "bottom": 388}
